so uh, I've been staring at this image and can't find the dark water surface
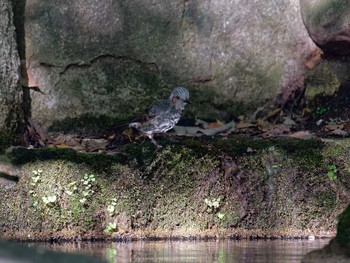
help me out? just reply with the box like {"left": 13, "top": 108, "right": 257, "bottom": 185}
{"left": 30, "top": 239, "right": 330, "bottom": 263}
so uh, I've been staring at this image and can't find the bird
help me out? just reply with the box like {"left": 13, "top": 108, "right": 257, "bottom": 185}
{"left": 129, "top": 87, "right": 190, "bottom": 147}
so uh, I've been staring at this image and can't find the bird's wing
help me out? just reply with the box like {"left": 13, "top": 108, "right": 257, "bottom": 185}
{"left": 145, "top": 99, "right": 169, "bottom": 120}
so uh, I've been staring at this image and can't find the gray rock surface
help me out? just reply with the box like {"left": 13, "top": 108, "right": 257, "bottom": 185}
{"left": 0, "top": 0, "right": 21, "bottom": 134}
{"left": 300, "top": 0, "right": 350, "bottom": 55}
{"left": 24, "top": 0, "right": 316, "bottom": 129}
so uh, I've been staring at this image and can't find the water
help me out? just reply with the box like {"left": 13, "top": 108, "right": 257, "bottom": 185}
{"left": 29, "top": 239, "right": 330, "bottom": 263}
{"left": 30, "top": 239, "right": 330, "bottom": 263}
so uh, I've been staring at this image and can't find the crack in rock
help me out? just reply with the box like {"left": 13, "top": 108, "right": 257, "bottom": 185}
{"left": 36, "top": 54, "right": 160, "bottom": 76}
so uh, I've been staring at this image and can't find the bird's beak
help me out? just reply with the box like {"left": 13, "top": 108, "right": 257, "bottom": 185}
{"left": 185, "top": 99, "right": 191, "bottom": 104}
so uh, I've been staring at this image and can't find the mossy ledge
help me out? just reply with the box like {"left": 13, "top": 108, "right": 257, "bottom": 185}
{"left": 0, "top": 136, "right": 349, "bottom": 241}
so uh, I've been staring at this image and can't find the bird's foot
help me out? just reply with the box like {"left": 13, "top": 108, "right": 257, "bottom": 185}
{"left": 150, "top": 137, "right": 162, "bottom": 148}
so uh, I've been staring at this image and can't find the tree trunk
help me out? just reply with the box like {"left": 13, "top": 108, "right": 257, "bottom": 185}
{"left": 0, "top": 0, "right": 21, "bottom": 137}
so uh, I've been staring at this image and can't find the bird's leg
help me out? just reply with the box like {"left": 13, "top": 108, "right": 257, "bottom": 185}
{"left": 148, "top": 134, "right": 162, "bottom": 148}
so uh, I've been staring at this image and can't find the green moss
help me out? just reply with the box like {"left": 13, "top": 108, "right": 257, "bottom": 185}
{"left": 16, "top": 161, "right": 114, "bottom": 234}
{"left": 310, "top": 0, "right": 349, "bottom": 27}
{"left": 121, "top": 142, "right": 159, "bottom": 168}
{"left": 305, "top": 64, "right": 340, "bottom": 104}
{"left": 212, "top": 136, "right": 324, "bottom": 163}
{"left": 330, "top": 0, "right": 348, "bottom": 12}
{"left": 231, "top": 60, "right": 282, "bottom": 95}
{"left": 316, "top": 191, "right": 337, "bottom": 209}
{"left": 8, "top": 147, "right": 127, "bottom": 170}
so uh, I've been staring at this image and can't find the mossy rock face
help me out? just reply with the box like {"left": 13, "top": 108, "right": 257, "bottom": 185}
{"left": 305, "top": 64, "right": 340, "bottom": 104}
{"left": 0, "top": 136, "right": 350, "bottom": 240}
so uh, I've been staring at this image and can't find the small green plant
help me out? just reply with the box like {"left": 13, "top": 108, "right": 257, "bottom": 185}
{"left": 42, "top": 195, "right": 57, "bottom": 205}
{"left": 315, "top": 106, "right": 328, "bottom": 115}
{"left": 205, "top": 197, "right": 222, "bottom": 216}
{"left": 327, "top": 164, "right": 337, "bottom": 180}
{"left": 79, "top": 174, "right": 96, "bottom": 204}
{"left": 107, "top": 198, "right": 117, "bottom": 216}
{"left": 205, "top": 197, "right": 226, "bottom": 222}
{"left": 29, "top": 169, "right": 43, "bottom": 202}
{"left": 65, "top": 181, "right": 78, "bottom": 196}
{"left": 205, "top": 198, "right": 221, "bottom": 210}
{"left": 103, "top": 222, "right": 117, "bottom": 233}
{"left": 31, "top": 169, "right": 43, "bottom": 186}
{"left": 217, "top": 212, "right": 225, "bottom": 220}
{"left": 29, "top": 190, "right": 37, "bottom": 197}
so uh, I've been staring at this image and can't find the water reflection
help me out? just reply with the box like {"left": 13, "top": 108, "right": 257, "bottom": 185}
{"left": 32, "top": 239, "right": 330, "bottom": 263}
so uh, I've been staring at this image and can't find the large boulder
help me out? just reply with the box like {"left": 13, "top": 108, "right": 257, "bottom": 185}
{"left": 336, "top": 204, "right": 350, "bottom": 255}
{"left": 300, "top": 0, "right": 350, "bottom": 55}
{"left": 302, "top": 204, "right": 350, "bottom": 263}
{"left": 0, "top": 0, "right": 21, "bottom": 137}
{"left": 24, "top": 0, "right": 316, "bottom": 129}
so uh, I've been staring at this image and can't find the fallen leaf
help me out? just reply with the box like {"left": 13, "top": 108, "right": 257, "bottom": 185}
{"left": 174, "top": 126, "right": 202, "bottom": 135}
{"left": 283, "top": 117, "right": 296, "bottom": 126}
{"left": 257, "top": 119, "right": 273, "bottom": 132}
{"left": 50, "top": 134, "right": 80, "bottom": 147}
{"left": 201, "top": 120, "right": 236, "bottom": 136}
{"left": 324, "top": 124, "right": 344, "bottom": 131}
{"left": 81, "top": 139, "right": 108, "bottom": 152}
{"left": 55, "top": 144, "right": 71, "bottom": 148}
{"left": 238, "top": 115, "right": 245, "bottom": 121}
{"left": 289, "top": 131, "right": 314, "bottom": 139}
{"left": 195, "top": 119, "right": 225, "bottom": 129}
{"left": 343, "top": 122, "right": 350, "bottom": 131}
{"left": 236, "top": 122, "right": 256, "bottom": 129}
{"left": 108, "top": 134, "right": 116, "bottom": 141}
{"left": 331, "top": 129, "right": 348, "bottom": 136}
{"left": 207, "top": 122, "right": 223, "bottom": 129}
{"left": 195, "top": 119, "right": 209, "bottom": 128}
{"left": 305, "top": 48, "right": 323, "bottom": 69}
{"left": 174, "top": 120, "right": 236, "bottom": 136}
{"left": 267, "top": 108, "right": 282, "bottom": 119}
{"left": 261, "top": 125, "right": 290, "bottom": 138}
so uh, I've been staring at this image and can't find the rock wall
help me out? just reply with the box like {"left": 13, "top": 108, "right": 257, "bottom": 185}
{"left": 24, "top": 0, "right": 316, "bottom": 129}
{"left": 0, "top": 0, "right": 21, "bottom": 135}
